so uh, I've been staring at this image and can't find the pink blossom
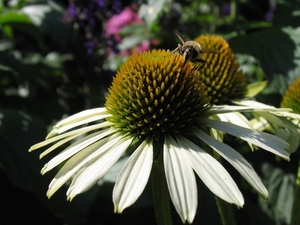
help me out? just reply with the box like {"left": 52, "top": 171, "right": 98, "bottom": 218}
{"left": 106, "top": 7, "right": 143, "bottom": 36}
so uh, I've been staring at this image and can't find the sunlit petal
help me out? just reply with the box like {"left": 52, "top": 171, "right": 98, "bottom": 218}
{"left": 218, "top": 112, "right": 253, "bottom": 129}
{"left": 194, "top": 129, "right": 268, "bottom": 199}
{"left": 203, "top": 118, "right": 290, "bottom": 160}
{"left": 176, "top": 135, "right": 244, "bottom": 207}
{"left": 113, "top": 138, "right": 153, "bottom": 213}
{"left": 29, "top": 122, "right": 111, "bottom": 152}
{"left": 208, "top": 104, "right": 291, "bottom": 116}
{"left": 164, "top": 135, "right": 197, "bottom": 224}
{"left": 46, "top": 133, "right": 125, "bottom": 198}
{"left": 54, "top": 107, "right": 108, "bottom": 128}
{"left": 65, "top": 136, "right": 132, "bottom": 200}
{"left": 41, "top": 128, "right": 116, "bottom": 173}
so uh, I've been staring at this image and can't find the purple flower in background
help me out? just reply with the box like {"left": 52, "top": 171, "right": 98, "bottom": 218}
{"left": 96, "top": 0, "right": 107, "bottom": 11}
{"left": 84, "top": 41, "right": 97, "bottom": 55}
{"left": 112, "top": 0, "right": 122, "bottom": 14}
{"left": 63, "top": 2, "right": 77, "bottom": 22}
{"left": 265, "top": 2, "right": 276, "bottom": 21}
{"left": 221, "top": 4, "right": 231, "bottom": 15}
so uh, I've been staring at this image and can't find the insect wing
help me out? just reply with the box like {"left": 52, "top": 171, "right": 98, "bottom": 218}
{"left": 174, "top": 30, "right": 187, "bottom": 44}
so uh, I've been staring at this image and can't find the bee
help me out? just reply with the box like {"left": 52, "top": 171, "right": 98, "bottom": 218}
{"left": 172, "top": 30, "right": 217, "bottom": 70}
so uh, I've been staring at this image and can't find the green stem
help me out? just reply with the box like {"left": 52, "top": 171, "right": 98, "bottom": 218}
{"left": 151, "top": 148, "right": 173, "bottom": 225}
{"left": 215, "top": 194, "right": 237, "bottom": 225}
{"left": 291, "top": 159, "right": 300, "bottom": 225}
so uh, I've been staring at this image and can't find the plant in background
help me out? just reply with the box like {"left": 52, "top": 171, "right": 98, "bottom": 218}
{"left": 30, "top": 49, "right": 291, "bottom": 225}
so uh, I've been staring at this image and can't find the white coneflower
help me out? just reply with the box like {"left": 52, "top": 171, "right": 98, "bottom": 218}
{"left": 30, "top": 49, "right": 290, "bottom": 224}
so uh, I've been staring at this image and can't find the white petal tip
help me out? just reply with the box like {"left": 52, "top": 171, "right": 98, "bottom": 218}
{"left": 114, "top": 205, "right": 123, "bottom": 214}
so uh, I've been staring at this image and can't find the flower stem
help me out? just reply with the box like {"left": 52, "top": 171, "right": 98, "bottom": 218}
{"left": 215, "top": 196, "right": 237, "bottom": 225}
{"left": 151, "top": 143, "right": 173, "bottom": 225}
{"left": 291, "top": 159, "right": 300, "bottom": 225}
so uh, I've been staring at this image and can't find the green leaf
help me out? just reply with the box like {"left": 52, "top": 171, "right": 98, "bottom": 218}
{"left": 273, "top": 1, "right": 300, "bottom": 27}
{"left": 0, "top": 11, "right": 31, "bottom": 24}
{"left": 230, "top": 27, "right": 300, "bottom": 81}
{"left": 21, "top": 4, "right": 71, "bottom": 47}
{"left": 0, "top": 110, "right": 47, "bottom": 192}
{"left": 259, "top": 162, "right": 295, "bottom": 225}
{"left": 0, "top": 11, "right": 44, "bottom": 40}
{"left": 246, "top": 81, "right": 268, "bottom": 98}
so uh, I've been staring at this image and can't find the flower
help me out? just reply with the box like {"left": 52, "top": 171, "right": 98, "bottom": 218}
{"left": 281, "top": 76, "right": 300, "bottom": 114}
{"left": 29, "top": 49, "right": 290, "bottom": 224}
{"left": 194, "top": 35, "right": 248, "bottom": 104}
{"left": 106, "top": 6, "right": 143, "bottom": 37}
{"left": 192, "top": 35, "right": 300, "bottom": 153}
{"left": 105, "top": 4, "right": 155, "bottom": 57}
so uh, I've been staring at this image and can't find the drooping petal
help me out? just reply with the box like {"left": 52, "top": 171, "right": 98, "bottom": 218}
{"left": 113, "top": 138, "right": 153, "bottom": 213}
{"left": 52, "top": 107, "right": 109, "bottom": 129}
{"left": 217, "top": 112, "right": 257, "bottom": 151}
{"left": 203, "top": 119, "right": 290, "bottom": 161}
{"left": 29, "top": 122, "right": 111, "bottom": 152}
{"left": 176, "top": 135, "right": 244, "bottom": 207}
{"left": 46, "top": 133, "right": 128, "bottom": 198}
{"left": 65, "top": 136, "right": 132, "bottom": 200}
{"left": 164, "top": 135, "right": 197, "bottom": 224}
{"left": 207, "top": 105, "right": 291, "bottom": 116}
{"left": 41, "top": 128, "right": 116, "bottom": 172}
{"left": 194, "top": 129, "right": 268, "bottom": 199}
{"left": 217, "top": 112, "right": 253, "bottom": 129}
{"left": 48, "top": 115, "right": 112, "bottom": 138}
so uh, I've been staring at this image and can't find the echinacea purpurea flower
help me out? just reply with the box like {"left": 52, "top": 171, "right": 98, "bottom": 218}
{"left": 29, "top": 49, "right": 290, "bottom": 224}
{"left": 194, "top": 35, "right": 299, "bottom": 152}
{"left": 194, "top": 35, "right": 248, "bottom": 105}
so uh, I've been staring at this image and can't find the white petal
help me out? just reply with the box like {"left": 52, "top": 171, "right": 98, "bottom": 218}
{"left": 272, "top": 111, "right": 300, "bottom": 120}
{"left": 48, "top": 117, "right": 111, "bottom": 138}
{"left": 29, "top": 122, "right": 110, "bottom": 152}
{"left": 204, "top": 119, "right": 290, "bottom": 161}
{"left": 208, "top": 104, "right": 291, "bottom": 116}
{"left": 113, "top": 139, "right": 153, "bottom": 213}
{"left": 54, "top": 107, "right": 108, "bottom": 128}
{"left": 46, "top": 133, "right": 127, "bottom": 198}
{"left": 233, "top": 100, "right": 292, "bottom": 112}
{"left": 233, "top": 100, "right": 276, "bottom": 108}
{"left": 176, "top": 135, "right": 244, "bottom": 207}
{"left": 39, "top": 134, "right": 80, "bottom": 159}
{"left": 194, "top": 129, "right": 268, "bottom": 199}
{"left": 164, "top": 135, "right": 197, "bottom": 224}
{"left": 65, "top": 136, "right": 132, "bottom": 200}
{"left": 218, "top": 112, "right": 253, "bottom": 129}
{"left": 217, "top": 112, "right": 256, "bottom": 151}
{"left": 41, "top": 128, "right": 116, "bottom": 173}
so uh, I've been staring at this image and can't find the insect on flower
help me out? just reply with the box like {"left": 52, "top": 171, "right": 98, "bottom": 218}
{"left": 172, "top": 30, "right": 218, "bottom": 71}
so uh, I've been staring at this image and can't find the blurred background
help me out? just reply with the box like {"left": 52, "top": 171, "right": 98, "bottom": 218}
{"left": 0, "top": 0, "right": 300, "bottom": 224}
